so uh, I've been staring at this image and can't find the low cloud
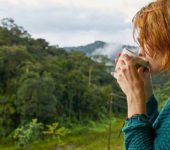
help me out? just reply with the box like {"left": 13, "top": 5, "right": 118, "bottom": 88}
{"left": 92, "top": 43, "right": 122, "bottom": 60}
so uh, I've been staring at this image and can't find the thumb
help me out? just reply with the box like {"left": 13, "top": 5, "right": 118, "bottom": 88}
{"left": 138, "top": 66, "right": 151, "bottom": 79}
{"left": 138, "top": 66, "right": 148, "bottom": 76}
{"left": 137, "top": 66, "right": 145, "bottom": 74}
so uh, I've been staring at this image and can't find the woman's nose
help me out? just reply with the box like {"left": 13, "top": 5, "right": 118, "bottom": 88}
{"left": 138, "top": 49, "right": 145, "bottom": 57}
{"left": 138, "top": 53, "right": 143, "bottom": 57}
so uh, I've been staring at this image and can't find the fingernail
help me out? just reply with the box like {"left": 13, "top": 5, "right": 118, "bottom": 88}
{"left": 123, "top": 54, "right": 128, "bottom": 57}
{"left": 111, "top": 71, "right": 116, "bottom": 75}
{"left": 118, "top": 52, "right": 122, "bottom": 57}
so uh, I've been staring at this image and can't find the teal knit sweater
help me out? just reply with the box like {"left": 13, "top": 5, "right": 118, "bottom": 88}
{"left": 122, "top": 95, "right": 170, "bottom": 150}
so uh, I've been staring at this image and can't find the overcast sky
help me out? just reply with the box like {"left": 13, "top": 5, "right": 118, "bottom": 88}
{"left": 0, "top": 0, "right": 152, "bottom": 47}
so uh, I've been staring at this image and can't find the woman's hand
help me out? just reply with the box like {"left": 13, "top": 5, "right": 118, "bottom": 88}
{"left": 111, "top": 54, "right": 146, "bottom": 117}
{"left": 137, "top": 57, "right": 153, "bottom": 101}
{"left": 114, "top": 54, "right": 153, "bottom": 102}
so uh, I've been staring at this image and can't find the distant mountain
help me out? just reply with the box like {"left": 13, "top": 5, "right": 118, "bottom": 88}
{"left": 64, "top": 41, "right": 106, "bottom": 55}
{"left": 63, "top": 41, "right": 138, "bottom": 59}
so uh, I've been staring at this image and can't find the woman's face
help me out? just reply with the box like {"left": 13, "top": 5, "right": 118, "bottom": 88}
{"left": 138, "top": 47, "right": 162, "bottom": 75}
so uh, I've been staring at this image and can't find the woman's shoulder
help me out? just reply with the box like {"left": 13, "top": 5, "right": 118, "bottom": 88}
{"left": 162, "top": 97, "right": 170, "bottom": 110}
{"left": 153, "top": 97, "right": 170, "bottom": 148}
{"left": 153, "top": 97, "right": 170, "bottom": 128}
{"left": 158, "top": 97, "right": 170, "bottom": 114}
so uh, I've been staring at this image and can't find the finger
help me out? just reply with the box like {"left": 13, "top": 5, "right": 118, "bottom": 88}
{"left": 123, "top": 54, "right": 138, "bottom": 80}
{"left": 120, "top": 54, "right": 135, "bottom": 80}
{"left": 118, "top": 55, "right": 137, "bottom": 81}
{"left": 130, "top": 62, "right": 139, "bottom": 79}
{"left": 117, "top": 60, "right": 128, "bottom": 80}
{"left": 117, "top": 70, "right": 130, "bottom": 88}
{"left": 117, "top": 52, "right": 122, "bottom": 57}
{"left": 121, "top": 67, "right": 129, "bottom": 81}
{"left": 115, "top": 66, "right": 121, "bottom": 72}
{"left": 116, "top": 57, "right": 132, "bottom": 81}
{"left": 137, "top": 66, "right": 146, "bottom": 80}
{"left": 138, "top": 66, "right": 145, "bottom": 74}
{"left": 114, "top": 53, "right": 121, "bottom": 65}
{"left": 117, "top": 72, "right": 123, "bottom": 82}
{"left": 111, "top": 71, "right": 117, "bottom": 79}
{"left": 140, "top": 67, "right": 152, "bottom": 79}
{"left": 114, "top": 58, "right": 118, "bottom": 65}
{"left": 115, "top": 59, "right": 126, "bottom": 72}
{"left": 119, "top": 60, "right": 126, "bottom": 66}
{"left": 115, "top": 60, "right": 126, "bottom": 71}
{"left": 119, "top": 54, "right": 133, "bottom": 68}
{"left": 111, "top": 69, "right": 123, "bottom": 81}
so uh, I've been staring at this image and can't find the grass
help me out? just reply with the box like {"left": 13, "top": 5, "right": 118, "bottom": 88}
{"left": 0, "top": 116, "right": 125, "bottom": 150}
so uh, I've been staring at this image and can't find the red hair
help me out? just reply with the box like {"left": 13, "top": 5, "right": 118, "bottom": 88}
{"left": 133, "top": 0, "right": 170, "bottom": 72}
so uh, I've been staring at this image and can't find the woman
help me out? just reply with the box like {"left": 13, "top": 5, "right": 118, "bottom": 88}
{"left": 111, "top": 0, "right": 170, "bottom": 149}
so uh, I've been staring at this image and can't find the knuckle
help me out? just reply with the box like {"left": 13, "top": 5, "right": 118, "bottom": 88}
{"left": 126, "top": 58, "right": 132, "bottom": 63}
{"left": 127, "top": 64, "right": 131, "bottom": 69}
{"left": 114, "top": 59, "right": 118, "bottom": 64}
{"left": 122, "top": 68, "right": 126, "bottom": 72}
{"left": 118, "top": 73, "right": 122, "bottom": 78}
{"left": 120, "top": 59, "right": 124, "bottom": 63}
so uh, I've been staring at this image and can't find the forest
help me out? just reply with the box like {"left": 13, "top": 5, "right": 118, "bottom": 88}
{"left": 0, "top": 18, "right": 169, "bottom": 150}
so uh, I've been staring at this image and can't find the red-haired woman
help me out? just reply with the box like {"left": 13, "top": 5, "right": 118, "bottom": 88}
{"left": 112, "top": 0, "right": 170, "bottom": 149}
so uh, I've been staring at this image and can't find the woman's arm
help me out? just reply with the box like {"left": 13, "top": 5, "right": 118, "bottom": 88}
{"left": 121, "top": 95, "right": 159, "bottom": 149}
{"left": 113, "top": 54, "right": 157, "bottom": 149}
{"left": 122, "top": 114, "right": 155, "bottom": 150}
{"left": 121, "top": 93, "right": 156, "bottom": 150}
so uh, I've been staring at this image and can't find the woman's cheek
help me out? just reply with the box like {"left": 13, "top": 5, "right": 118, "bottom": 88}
{"left": 149, "top": 61, "right": 159, "bottom": 75}
{"left": 146, "top": 55, "right": 162, "bottom": 75}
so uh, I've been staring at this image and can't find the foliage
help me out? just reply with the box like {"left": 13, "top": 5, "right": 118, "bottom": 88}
{"left": 0, "top": 117, "right": 125, "bottom": 150}
{"left": 0, "top": 18, "right": 124, "bottom": 139}
{"left": 42, "top": 122, "right": 69, "bottom": 141}
{"left": 154, "top": 80, "right": 170, "bottom": 111}
{"left": 12, "top": 119, "right": 43, "bottom": 149}
{"left": 15, "top": 76, "right": 57, "bottom": 124}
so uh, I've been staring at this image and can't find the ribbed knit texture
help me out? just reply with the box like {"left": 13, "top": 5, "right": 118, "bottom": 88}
{"left": 122, "top": 95, "right": 170, "bottom": 150}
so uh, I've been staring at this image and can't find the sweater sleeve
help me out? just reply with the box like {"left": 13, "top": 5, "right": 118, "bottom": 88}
{"left": 146, "top": 94, "right": 159, "bottom": 124}
{"left": 122, "top": 115, "right": 155, "bottom": 150}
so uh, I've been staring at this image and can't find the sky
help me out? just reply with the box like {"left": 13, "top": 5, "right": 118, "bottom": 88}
{"left": 0, "top": 0, "right": 153, "bottom": 47}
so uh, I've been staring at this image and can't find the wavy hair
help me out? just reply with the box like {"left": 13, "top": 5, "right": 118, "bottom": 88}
{"left": 133, "top": 0, "right": 170, "bottom": 72}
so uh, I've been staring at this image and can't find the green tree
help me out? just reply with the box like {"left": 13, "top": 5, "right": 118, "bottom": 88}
{"left": 15, "top": 75, "right": 58, "bottom": 124}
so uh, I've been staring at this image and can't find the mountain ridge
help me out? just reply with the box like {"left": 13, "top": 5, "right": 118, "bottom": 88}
{"left": 63, "top": 41, "right": 138, "bottom": 59}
